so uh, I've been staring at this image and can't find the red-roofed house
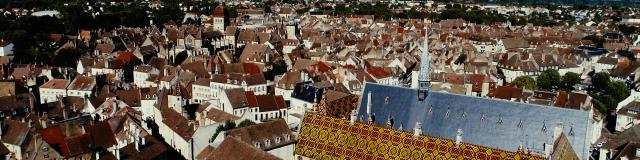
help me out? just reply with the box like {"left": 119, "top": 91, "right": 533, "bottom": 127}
{"left": 366, "top": 66, "right": 397, "bottom": 85}
{"left": 220, "top": 88, "right": 259, "bottom": 118}
{"left": 212, "top": 5, "right": 225, "bottom": 31}
{"left": 66, "top": 76, "right": 96, "bottom": 97}
{"left": 39, "top": 79, "right": 70, "bottom": 104}
{"left": 254, "top": 95, "right": 287, "bottom": 122}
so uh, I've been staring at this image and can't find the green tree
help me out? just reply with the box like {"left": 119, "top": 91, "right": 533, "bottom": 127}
{"left": 512, "top": 76, "right": 537, "bottom": 89}
{"left": 591, "top": 98, "right": 607, "bottom": 114}
{"left": 618, "top": 24, "right": 638, "bottom": 35}
{"left": 264, "top": 59, "right": 288, "bottom": 81}
{"left": 264, "top": 5, "right": 272, "bottom": 13}
{"left": 537, "top": 69, "right": 561, "bottom": 91}
{"left": 583, "top": 34, "right": 605, "bottom": 48}
{"left": 59, "top": 4, "right": 95, "bottom": 33}
{"left": 52, "top": 48, "right": 81, "bottom": 67}
{"left": 599, "top": 95, "right": 618, "bottom": 113}
{"left": 296, "top": 7, "right": 310, "bottom": 15}
{"left": 211, "top": 121, "right": 236, "bottom": 141}
{"left": 237, "top": 119, "right": 256, "bottom": 128}
{"left": 561, "top": 72, "right": 582, "bottom": 91}
{"left": 153, "top": 4, "right": 184, "bottom": 26}
{"left": 605, "top": 81, "right": 630, "bottom": 102}
{"left": 592, "top": 72, "right": 610, "bottom": 91}
{"left": 617, "top": 50, "right": 636, "bottom": 61}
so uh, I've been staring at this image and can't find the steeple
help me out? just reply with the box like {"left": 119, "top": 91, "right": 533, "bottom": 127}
{"left": 418, "top": 21, "right": 431, "bottom": 101}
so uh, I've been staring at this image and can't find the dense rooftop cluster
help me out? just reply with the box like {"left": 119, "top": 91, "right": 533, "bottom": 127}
{"left": 0, "top": 0, "right": 640, "bottom": 160}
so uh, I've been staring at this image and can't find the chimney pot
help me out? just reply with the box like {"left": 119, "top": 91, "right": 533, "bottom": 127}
{"left": 413, "top": 122, "right": 422, "bottom": 139}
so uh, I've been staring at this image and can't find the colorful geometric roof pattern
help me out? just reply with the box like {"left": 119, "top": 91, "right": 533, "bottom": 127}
{"left": 295, "top": 112, "right": 544, "bottom": 160}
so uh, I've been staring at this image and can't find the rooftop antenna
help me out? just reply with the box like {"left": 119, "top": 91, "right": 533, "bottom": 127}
{"left": 418, "top": 19, "right": 431, "bottom": 101}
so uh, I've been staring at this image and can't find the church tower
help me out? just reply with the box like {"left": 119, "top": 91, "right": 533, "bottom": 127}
{"left": 212, "top": 5, "right": 225, "bottom": 32}
{"left": 418, "top": 24, "right": 431, "bottom": 101}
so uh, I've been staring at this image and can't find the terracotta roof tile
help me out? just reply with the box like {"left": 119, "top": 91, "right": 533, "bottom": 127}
{"left": 67, "top": 76, "right": 96, "bottom": 91}
{"left": 225, "top": 119, "right": 293, "bottom": 151}
{"left": 86, "top": 121, "right": 117, "bottom": 149}
{"left": 255, "top": 95, "right": 286, "bottom": 112}
{"left": 161, "top": 107, "right": 196, "bottom": 140}
{"left": 206, "top": 107, "right": 240, "bottom": 122}
{"left": 2, "top": 119, "right": 29, "bottom": 146}
{"left": 40, "top": 79, "right": 70, "bottom": 89}
{"left": 207, "top": 137, "right": 279, "bottom": 160}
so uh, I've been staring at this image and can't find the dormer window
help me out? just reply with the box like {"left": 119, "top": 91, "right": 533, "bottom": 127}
{"left": 629, "top": 108, "right": 639, "bottom": 115}
{"left": 255, "top": 142, "right": 261, "bottom": 148}
{"left": 264, "top": 139, "right": 271, "bottom": 147}
{"left": 275, "top": 136, "right": 281, "bottom": 144}
{"left": 284, "top": 133, "right": 291, "bottom": 141}
{"left": 384, "top": 96, "right": 389, "bottom": 104}
{"left": 568, "top": 127, "right": 575, "bottom": 136}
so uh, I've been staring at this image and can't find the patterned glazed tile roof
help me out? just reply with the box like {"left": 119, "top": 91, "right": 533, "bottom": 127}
{"left": 296, "top": 112, "right": 543, "bottom": 160}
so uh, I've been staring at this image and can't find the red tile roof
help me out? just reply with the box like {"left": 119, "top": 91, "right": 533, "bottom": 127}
{"left": 40, "top": 79, "right": 70, "bottom": 89}
{"left": 470, "top": 74, "right": 485, "bottom": 92}
{"left": 207, "top": 137, "right": 279, "bottom": 160}
{"left": 366, "top": 66, "right": 391, "bottom": 79}
{"left": 86, "top": 121, "right": 117, "bottom": 149}
{"left": 225, "top": 119, "right": 293, "bottom": 151}
{"left": 213, "top": 5, "right": 225, "bottom": 17}
{"left": 255, "top": 95, "right": 287, "bottom": 112}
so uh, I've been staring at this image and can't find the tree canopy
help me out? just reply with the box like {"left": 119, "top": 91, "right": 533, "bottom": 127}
{"left": 512, "top": 76, "right": 537, "bottom": 90}
{"left": 592, "top": 72, "right": 610, "bottom": 91}
{"left": 211, "top": 121, "right": 236, "bottom": 141}
{"left": 536, "top": 69, "right": 561, "bottom": 91}
{"left": 617, "top": 50, "right": 636, "bottom": 61}
{"left": 561, "top": 72, "right": 582, "bottom": 91}
{"left": 237, "top": 119, "right": 256, "bottom": 128}
{"left": 605, "top": 81, "right": 630, "bottom": 102}
{"left": 589, "top": 72, "right": 630, "bottom": 114}
{"left": 582, "top": 34, "right": 605, "bottom": 48}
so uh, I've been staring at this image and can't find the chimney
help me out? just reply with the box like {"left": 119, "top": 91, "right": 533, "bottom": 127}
{"left": 455, "top": 128, "right": 463, "bottom": 147}
{"left": 350, "top": 110, "right": 357, "bottom": 125}
{"left": 544, "top": 141, "right": 553, "bottom": 157}
{"left": 413, "top": 122, "right": 422, "bottom": 139}
{"left": 545, "top": 124, "right": 563, "bottom": 157}
{"left": 141, "top": 136, "right": 146, "bottom": 146}
{"left": 366, "top": 91, "right": 372, "bottom": 115}
{"left": 553, "top": 124, "right": 562, "bottom": 140}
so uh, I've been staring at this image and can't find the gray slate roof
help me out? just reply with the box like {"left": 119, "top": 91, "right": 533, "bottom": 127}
{"left": 357, "top": 83, "right": 592, "bottom": 159}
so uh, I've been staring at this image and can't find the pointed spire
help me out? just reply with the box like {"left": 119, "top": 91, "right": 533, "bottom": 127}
{"left": 418, "top": 20, "right": 431, "bottom": 101}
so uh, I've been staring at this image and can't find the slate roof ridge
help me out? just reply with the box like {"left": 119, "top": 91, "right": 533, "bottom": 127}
{"left": 362, "top": 82, "right": 591, "bottom": 114}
